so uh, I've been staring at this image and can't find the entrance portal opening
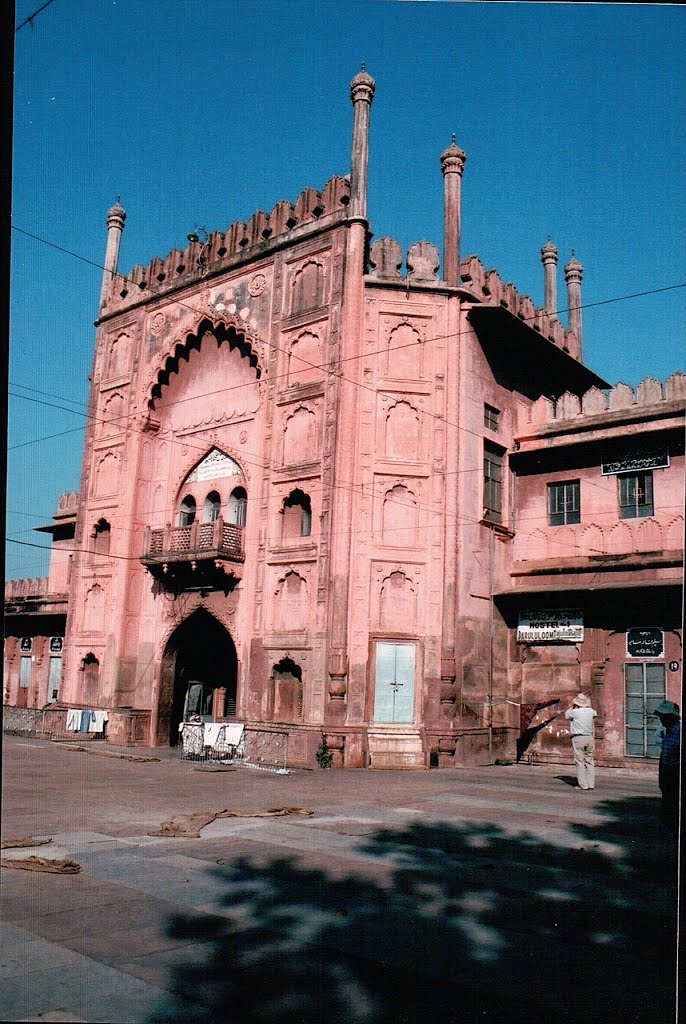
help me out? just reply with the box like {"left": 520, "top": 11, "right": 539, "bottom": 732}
{"left": 160, "top": 610, "right": 238, "bottom": 746}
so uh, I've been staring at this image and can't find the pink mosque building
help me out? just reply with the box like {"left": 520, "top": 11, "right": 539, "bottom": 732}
{"left": 5, "top": 70, "right": 684, "bottom": 769}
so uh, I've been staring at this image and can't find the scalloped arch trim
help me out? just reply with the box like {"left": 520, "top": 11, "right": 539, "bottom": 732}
{"left": 147, "top": 313, "right": 263, "bottom": 409}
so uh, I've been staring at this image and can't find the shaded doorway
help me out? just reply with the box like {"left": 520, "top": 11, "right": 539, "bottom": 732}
{"left": 158, "top": 609, "right": 238, "bottom": 746}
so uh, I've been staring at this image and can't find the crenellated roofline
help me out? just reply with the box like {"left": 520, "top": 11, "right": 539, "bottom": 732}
{"left": 99, "top": 176, "right": 351, "bottom": 320}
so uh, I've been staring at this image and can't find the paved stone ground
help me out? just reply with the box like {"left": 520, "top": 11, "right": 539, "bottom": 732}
{"left": 1, "top": 735, "right": 679, "bottom": 1023}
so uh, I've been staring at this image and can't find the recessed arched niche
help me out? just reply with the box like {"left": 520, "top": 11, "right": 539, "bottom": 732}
{"left": 385, "top": 400, "right": 420, "bottom": 460}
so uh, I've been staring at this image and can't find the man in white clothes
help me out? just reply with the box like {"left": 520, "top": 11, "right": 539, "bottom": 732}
{"left": 565, "top": 693, "right": 597, "bottom": 790}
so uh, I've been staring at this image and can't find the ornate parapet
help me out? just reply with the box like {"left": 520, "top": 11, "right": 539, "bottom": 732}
{"left": 101, "top": 175, "right": 351, "bottom": 316}
{"left": 549, "top": 372, "right": 686, "bottom": 422}
{"left": 368, "top": 237, "right": 443, "bottom": 283}
{"left": 460, "top": 254, "right": 578, "bottom": 353}
{"left": 5, "top": 577, "right": 49, "bottom": 601}
{"left": 56, "top": 491, "right": 79, "bottom": 517}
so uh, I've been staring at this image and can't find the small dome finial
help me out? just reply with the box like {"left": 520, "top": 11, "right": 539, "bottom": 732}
{"left": 440, "top": 134, "right": 467, "bottom": 174}
{"left": 350, "top": 64, "right": 375, "bottom": 101}
{"left": 107, "top": 197, "right": 126, "bottom": 224}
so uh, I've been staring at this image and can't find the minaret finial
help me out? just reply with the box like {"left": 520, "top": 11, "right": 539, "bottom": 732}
{"left": 451, "top": 132, "right": 456, "bottom": 145}
{"left": 361, "top": 61, "right": 365, "bottom": 72}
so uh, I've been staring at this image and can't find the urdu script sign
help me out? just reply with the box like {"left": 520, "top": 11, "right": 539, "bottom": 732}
{"left": 517, "top": 609, "right": 584, "bottom": 643}
{"left": 601, "top": 449, "right": 669, "bottom": 476}
{"left": 626, "top": 628, "right": 664, "bottom": 659}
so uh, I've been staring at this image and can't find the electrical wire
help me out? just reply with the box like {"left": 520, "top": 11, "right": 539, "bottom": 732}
{"left": 8, "top": 226, "right": 685, "bottom": 573}
{"left": 15, "top": 0, "right": 57, "bottom": 33}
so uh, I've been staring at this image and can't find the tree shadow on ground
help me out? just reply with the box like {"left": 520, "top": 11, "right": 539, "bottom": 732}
{"left": 148, "top": 795, "right": 678, "bottom": 1024}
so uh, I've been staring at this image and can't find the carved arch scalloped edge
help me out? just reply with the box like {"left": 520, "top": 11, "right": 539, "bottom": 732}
{"left": 143, "top": 311, "right": 265, "bottom": 410}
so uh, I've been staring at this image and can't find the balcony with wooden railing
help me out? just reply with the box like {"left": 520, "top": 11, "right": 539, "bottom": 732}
{"left": 141, "top": 517, "right": 244, "bottom": 583}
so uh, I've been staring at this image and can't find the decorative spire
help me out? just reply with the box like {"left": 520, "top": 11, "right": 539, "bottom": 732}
{"left": 564, "top": 251, "right": 583, "bottom": 279}
{"left": 350, "top": 64, "right": 375, "bottom": 103}
{"left": 564, "top": 251, "right": 584, "bottom": 360}
{"left": 541, "top": 238, "right": 559, "bottom": 320}
{"left": 440, "top": 135, "right": 467, "bottom": 175}
{"left": 107, "top": 198, "right": 126, "bottom": 228}
{"left": 100, "top": 199, "right": 127, "bottom": 311}
{"left": 441, "top": 135, "right": 467, "bottom": 287}
{"left": 350, "top": 66, "right": 375, "bottom": 219}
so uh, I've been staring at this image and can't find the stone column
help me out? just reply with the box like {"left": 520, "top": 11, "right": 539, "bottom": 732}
{"left": 99, "top": 200, "right": 126, "bottom": 311}
{"left": 349, "top": 65, "right": 375, "bottom": 220}
{"left": 564, "top": 252, "right": 584, "bottom": 360}
{"left": 440, "top": 135, "right": 467, "bottom": 288}
{"left": 541, "top": 239, "right": 558, "bottom": 320}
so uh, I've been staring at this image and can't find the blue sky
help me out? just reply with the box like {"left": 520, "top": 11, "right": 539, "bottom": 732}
{"left": 8, "top": 0, "right": 686, "bottom": 579}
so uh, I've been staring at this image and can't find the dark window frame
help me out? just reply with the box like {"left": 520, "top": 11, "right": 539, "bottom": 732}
{"left": 548, "top": 480, "right": 581, "bottom": 526}
{"left": 618, "top": 471, "right": 654, "bottom": 519}
{"left": 484, "top": 403, "right": 500, "bottom": 432}
{"left": 483, "top": 441, "right": 505, "bottom": 525}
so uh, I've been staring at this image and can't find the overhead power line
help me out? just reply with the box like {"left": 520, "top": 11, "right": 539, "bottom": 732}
{"left": 15, "top": 0, "right": 57, "bottom": 32}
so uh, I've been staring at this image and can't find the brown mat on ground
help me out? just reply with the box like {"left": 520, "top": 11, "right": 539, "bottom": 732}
{"left": 62, "top": 745, "right": 160, "bottom": 762}
{"left": 1, "top": 837, "right": 53, "bottom": 849}
{"left": 149, "top": 806, "right": 313, "bottom": 838}
{"left": 1, "top": 856, "right": 81, "bottom": 874}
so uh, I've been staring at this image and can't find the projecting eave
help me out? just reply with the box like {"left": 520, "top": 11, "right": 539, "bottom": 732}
{"left": 467, "top": 304, "right": 609, "bottom": 396}
{"left": 34, "top": 520, "right": 76, "bottom": 539}
{"left": 494, "top": 579, "right": 682, "bottom": 598}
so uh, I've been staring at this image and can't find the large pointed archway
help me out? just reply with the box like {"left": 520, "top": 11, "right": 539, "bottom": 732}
{"left": 157, "top": 609, "right": 238, "bottom": 746}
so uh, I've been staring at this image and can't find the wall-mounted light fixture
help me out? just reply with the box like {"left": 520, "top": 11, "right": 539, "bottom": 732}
{"left": 187, "top": 226, "right": 208, "bottom": 244}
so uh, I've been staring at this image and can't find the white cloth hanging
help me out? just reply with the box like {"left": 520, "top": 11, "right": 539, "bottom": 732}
{"left": 66, "top": 708, "right": 82, "bottom": 731}
{"left": 203, "top": 723, "right": 225, "bottom": 748}
{"left": 224, "top": 723, "right": 244, "bottom": 746}
{"left": 88, "top": 710, "right": 108, "bottom": 732}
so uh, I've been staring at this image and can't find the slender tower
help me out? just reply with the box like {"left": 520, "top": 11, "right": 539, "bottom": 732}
{"left": 541, "top": 238, "right": 559, "bottom": 320}
{"left": 326, "top": 68, "right": 376, "bottom": 724}
{"left": 349, "top": 64, "right": 375, "bottom": 220}
{"left": 99, "top": 199, "right": 126, "bottom": 311}
{"left": 440, "top": 135, "right": 467, "bottom": 287}
{"left": 564, "top": 252, "right": 584, "bottom": 360}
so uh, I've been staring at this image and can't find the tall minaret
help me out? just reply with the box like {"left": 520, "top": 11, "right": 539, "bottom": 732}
{"left": 99, "top": 199, "right": 126, "bottom": 311}
{"left": 440, "top": 134, "right": 467, "bottom": 287}
{"left": 541, "top": 238, "right": 559, "bottom": 320}
{"left": 564, "top": 252, "right": 584, "bottom": 359}
{"left": 349, "top": 64, "right": 375, "bottom": 220}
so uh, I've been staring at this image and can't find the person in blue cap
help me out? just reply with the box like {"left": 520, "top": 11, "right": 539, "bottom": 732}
{"left": 654, "top": 700, "right": 680, "bottom": 833}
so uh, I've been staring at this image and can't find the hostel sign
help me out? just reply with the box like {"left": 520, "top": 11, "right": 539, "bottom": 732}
{"left": 517, "top": 608, "right": 584, "bottom": 643}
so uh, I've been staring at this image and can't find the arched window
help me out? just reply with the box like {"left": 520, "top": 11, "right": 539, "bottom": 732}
{"left": 179, "top": 495, "right": 196, "bottom": 527}
{"left": 202, "top": 491, "right": 221, "bottom": 523}
{"left": 92, "top": 519, "right": 111, "bottom": 558}
{"left": 282, "top": 490, "right": 312, "bottom": 540}
{"left": 271, "top": 657, "right": 304, "bottom": 723}
{"left": 228, "top": 487, "right": 248, "bottom": 527}
{"left": 81, "top": 652, "right": 100, "bottom": 704}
